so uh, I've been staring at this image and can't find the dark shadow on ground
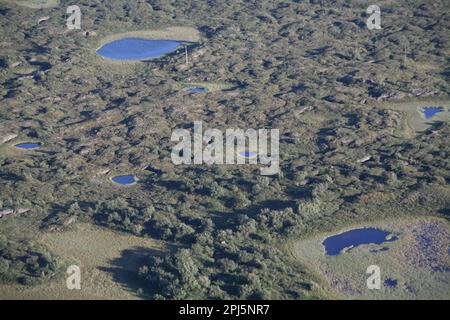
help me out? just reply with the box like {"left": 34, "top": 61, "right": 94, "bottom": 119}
{"left": 99, "top": 245, "right": 176, "bottom": 298}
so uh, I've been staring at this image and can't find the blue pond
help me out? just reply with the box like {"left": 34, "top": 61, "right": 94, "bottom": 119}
{"left": 97, "top": 38, "right": 181, "bottom": 61}
{"left": 384, "top": 279, "right": 398, "bottom": 288}
{"left": 186, "top": 87, "right": 208, "bottom": 93}
{"left": 239, "top": 151, "right": 258, "bottom": 158}
{"left": 111, "top": 175, "right": 136, "bottom": 185}
{"left": 15, "top": 143, "right": 41, "bottom": 149}
{"left": 323, "top": 228, "right": 397, "bottom": 256}
{"left": 422, "top": 106, "right": 444, "bottom": 119}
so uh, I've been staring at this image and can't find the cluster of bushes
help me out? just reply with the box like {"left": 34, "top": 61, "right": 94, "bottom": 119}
{"left": 138, "top": 236, "right": 312, "bottom": 299}
{"left": 0, "top": 238, "right": 63, "bottom": 285}
{"left": 92, "top": 198, "right": 202, "bottom": 243}
{"left": 131, "top": 122, "right": 449, "bottom": 299}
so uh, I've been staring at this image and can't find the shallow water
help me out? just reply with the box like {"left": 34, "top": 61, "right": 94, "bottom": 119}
{"left": 186, "top": 87, "right": 208, "bottom": 93}
{"left": 97, "top": 38, "right": 181, "bottom": 61}
{"left": 384, "top": 279, "right": 398, "bottom": 288}
{"left": 239, "top": 151, "right": 258, "bottom": 158}
{"left": 322, "top": 228, "right": 397, "bottom": 256}
{"left": 422, "top": 106, "right": 444, "bottom": 119}
{"left": 15, "top": 143, "right": 41, "bottom": 149}
{"left": 111, "top": 175, "right": 136, "bottom": 185}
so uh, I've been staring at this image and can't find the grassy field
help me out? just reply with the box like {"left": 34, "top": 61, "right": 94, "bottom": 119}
{"left": 97, "top": 27, "right": 201, "bottom": 45}
{"left": 292, "top": 216, "right": 450, "bottom": 300}
{"left": 0, "top": 223, "right": 164, "bottom": 299}
{"left": 3, "top": 0, "right": 59, "bottom": 9}
{"left": 373, "top": 98, "right": 450, "bottom": 138}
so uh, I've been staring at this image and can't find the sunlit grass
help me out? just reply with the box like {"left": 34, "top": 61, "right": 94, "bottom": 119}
{"left": 292, "top": 216, "right": 450, "bottom": 300}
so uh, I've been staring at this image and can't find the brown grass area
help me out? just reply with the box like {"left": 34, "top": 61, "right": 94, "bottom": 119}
{"left": 357, "top": 192, "right": 394, "bottom": 202}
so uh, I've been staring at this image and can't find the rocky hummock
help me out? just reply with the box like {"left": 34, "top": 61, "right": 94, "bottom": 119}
{"left": 0, "top": 208, "right": 30, "bottom": 219}
{"left": 1, "top": 134, "right": 18, "bottom": 144}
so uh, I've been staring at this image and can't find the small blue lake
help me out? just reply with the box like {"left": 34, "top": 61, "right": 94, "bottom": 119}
{"left": 111, "top": 175, "right": 136, "bottom": 185}
{"left": 97, "top": 38, "right": 182, "bottom": 61}
{"left": 422, "top": 106, "right": 444, "bottom": 119}
{"left": 185, "top": 87, "right": 208, "bottom": 93}
{"left": 239, "top": 151, "right": 258, "bottom": 158}
{"left": 15, "top": 143, "right": 41, "bottom": 149}
{"left": 323, "top": 228, "right": 398, "bottom": 256}
{"left": 384, "top": 278, "right": 398, "bottom": 288}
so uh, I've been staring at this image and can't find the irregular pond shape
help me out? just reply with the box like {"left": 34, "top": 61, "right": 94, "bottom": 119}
{"left": 185, "top": 86, "right": 208, "bottom": 93}
{"left": 323, "top": 228, "right": 398, "bottom": 256}
{"left": 97, "top": 38, "right": 182, "bottom": 61}
{"left": 422, "top": 106, "right": 444, "bottom": 119}
{"left": 15, "top": 143, "right": 41, "bottom": 149}
{"left": 111, "top": 175, "right": 136, "bottom": 185}
{"left": 384, "top": 279, "right": 398, "bottom": 288}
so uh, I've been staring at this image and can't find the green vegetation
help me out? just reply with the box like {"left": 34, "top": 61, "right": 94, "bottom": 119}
{"left": 1, "top": 223, "right": 164, "bottom": 299}
{"left": 0, "top": 0, "right": 449, "bottom": 299}
{"left": 0, "top": 238, "right": 63, "bottom": 285}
